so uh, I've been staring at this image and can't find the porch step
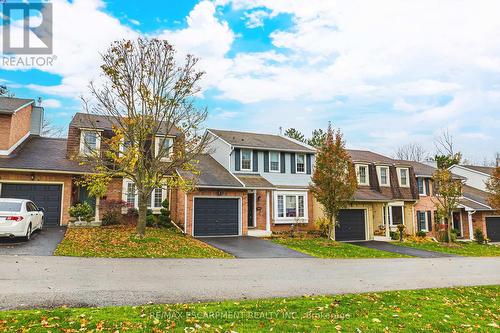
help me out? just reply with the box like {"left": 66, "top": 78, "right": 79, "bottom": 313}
{"left": 374, "top": 235, "right": 392, "bottom": 242}
{"left": 247, "top": 229, "right": 272, "bottom": 237}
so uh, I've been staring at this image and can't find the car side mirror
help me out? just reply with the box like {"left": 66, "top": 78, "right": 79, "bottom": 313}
{"left": 38, "top": 207, "right": 45, "bottom": 212}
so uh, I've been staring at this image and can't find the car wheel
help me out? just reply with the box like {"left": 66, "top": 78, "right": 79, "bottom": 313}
{"left": 24, "top": 224, "right": 32, "bottom": 241}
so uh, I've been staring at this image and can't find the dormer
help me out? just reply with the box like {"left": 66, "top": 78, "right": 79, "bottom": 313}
{"left": 0, "top": 97, "right": 39, "bottom": 156}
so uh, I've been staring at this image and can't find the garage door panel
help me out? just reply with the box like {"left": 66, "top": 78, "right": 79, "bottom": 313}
{"left": 486, "top": 217, "right": 500, "bottom": 242}
{"left": 0, "top": 184, "right": 62, "bottom": 227}
{"left": 335, "top": 209, "right": 366, "bottom": 241}
{"left": 194, "top": 198, "right": 239, "bottom": 237}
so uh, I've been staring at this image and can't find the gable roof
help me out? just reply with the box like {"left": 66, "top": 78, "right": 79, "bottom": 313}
{"left": 70, "top": 113, "right": 181, "bottom": 136}
{"left": 348, "top": 150, "right": 396, "bottom": 164}
{"left": 0, "top": 97, "right": 34, "bottom": 115}
{"left": 177, "top": 154, "right": 243, "bottom": 188}
{"left": 462, "top": 185, "right": 492, "bottom": 208}
{"left": 460, "top": 165, "right": 495, "bottom": 176}
{"left": 208, "top": 129, "right": 315, "bottom": 153}
{"left": 0, "top": 136, "right": 89, "bottom": 173}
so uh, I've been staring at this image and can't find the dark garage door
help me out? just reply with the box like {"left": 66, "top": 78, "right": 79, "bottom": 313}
{"left": 1, "top": 183, "right": 62, "bottom": 227}
{"left": 193, "top": 198, "right": 239, "bottom": 237}
{"left": 486, "top": 217, "right": 500, "bottom": 242}
{"left": 335, "top": 209, "right": 366, "bottom": 241}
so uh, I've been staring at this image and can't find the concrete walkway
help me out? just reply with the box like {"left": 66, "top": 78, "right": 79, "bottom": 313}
{"left": 350, "top": 241, "right": 459, "bottom": 258}
{"left": 0, "top": 227, "right": 66, "bottom": 256}
{"left": 199, "top": 236, "right": 312, "bottom": 258}
{"left": 0, "top": 255, "right": 498, "bottom": 310}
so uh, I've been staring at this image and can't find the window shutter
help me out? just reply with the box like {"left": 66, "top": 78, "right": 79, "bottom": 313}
{"left": 291, "top": 153, "right": 296, "bottom": 174}
{"left": 306, "top": 154, "right": 312, "bottom": 174}
{"left": 280, "top": 153, "right": 286, "bottom": 173}
{"left": 235, "top": 148, "right": 241, "bottom": 171}
{"left": 253, "top": 150, "right": 258, "bottom": 172}
{"left": 264, "top": 151, "right": 269, "bottom": 172}
{"left": 427, "top": 211, "right": 432, "bottom": 231}
{"left": 424, "top": 178, "right": 430, "bottom": 195}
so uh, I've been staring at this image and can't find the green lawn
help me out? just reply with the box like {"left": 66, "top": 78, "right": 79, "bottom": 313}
{"left": 1, "top": 286, "right": 498, "bottom": 332}
{"left": 395, "top": 240, "right": 500, "bottom": 257}
{"left": 271, "top": 237, "right": 411, "bottom": 258}
{"left": 54, "top": 226, "right": 232, "bottom": 258}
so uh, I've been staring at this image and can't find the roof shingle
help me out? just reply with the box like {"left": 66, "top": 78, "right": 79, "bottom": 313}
{"left": 177, "top": 154, "right": 243, "bottom": 188}
{"left": 0, "top": 97, "right": 34, "bottom": 114}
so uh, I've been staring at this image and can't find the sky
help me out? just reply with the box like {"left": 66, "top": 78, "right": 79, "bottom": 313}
{"left": 1, "top": 0, "right": 500, "bottom": 163}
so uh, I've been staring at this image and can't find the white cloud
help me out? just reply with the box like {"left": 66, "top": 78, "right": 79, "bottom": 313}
{"left": 41, "top": 98, "right": 62, "bottom": 108}
{"left": 243, "top": 10, "right": 270, "bottom": 29}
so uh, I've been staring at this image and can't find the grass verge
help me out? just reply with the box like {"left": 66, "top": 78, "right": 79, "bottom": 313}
{"left": 271, "top": 237, "right": 411, "bottom": 258}
{"left": 1, "top": 286, "right": 498, "bottom": 332}
{"left": 54, "top": 225, "right": 232, "bottom": 258}
{"left": 395, "top": 240, "right": 500, "bottom": 257}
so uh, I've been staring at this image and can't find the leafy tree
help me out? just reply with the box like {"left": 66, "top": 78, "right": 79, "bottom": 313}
{"left": 433, "top": 168, "right": 463, "bottom": 243}
{"left": 308, "top": 128, "right": 327, "bottom": 148}
{"left": 284, "top": 128, "right": 305, "bottom": 142}
{"left": 309, "top": 124, "right": 357, "bottom": 240}
{"left": 78, "top": 38, "right": 208, "bottom": 238}
{"left": 485, "top": 166, "right": 500, "bottom": 210}
{"left": 0, "top": 85, "right": 8, "bottom": 96}
{"left": 434, "top": 154, "right": 462, "bottom": 169}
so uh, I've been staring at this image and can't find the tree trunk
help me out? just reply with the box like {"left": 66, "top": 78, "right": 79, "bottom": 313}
{"left": 136, "top": 192, "right": 148, "bottom": 238}
{"left": 447, "top": 212, "right": 452, "bottom": 243}
{"left": 328, "top": 214, "right": 336, "bottom": 241}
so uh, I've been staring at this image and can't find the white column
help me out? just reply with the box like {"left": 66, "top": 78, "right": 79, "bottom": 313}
{"left": 266, "top": 191, "right": 271, "bottom": 232}
{"left": 468, "top": 211, "right": 474, "bottom": 240}
{"left": 385, "top": 204, "right": 390, "bottom": 238}
{"left": 94, "top": 197, "right": 100, "bottom": 223}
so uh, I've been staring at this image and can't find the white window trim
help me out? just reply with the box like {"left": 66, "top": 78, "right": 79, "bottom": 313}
{"left": 273, "top": 191, "right": 308, "bottom": 223}
{"left": 355, "top": 164, "right": 370, "bottom": 186}
{"left": 376, "top": 166, "right": 390, "bottom": 187}
{"left": 389, "top": 204, "right": 405, "bottom": 227}
{"left": 122, "top": 179, "right": 167, "bottom": 213}
{"left": 79, "top": 130, "right": 101, "bottom": 156}
{"left": 397, "top": 167, "right": 410, "bottom": 188}
{"left": 417, "top": 178, "right": 427, "bottom": 196}
{"left": 295, "top": 153, "right": 306, "bottom": 174}
{"left": 240, "top": 149, "right": 253, "bottom": 171}
{"left": 269, "top": 151, "right": 280, "bottom": 173}
{"left": 417, "top": 211, "right": 429, "bottom": 232}
{"left": 154, "top": 135, "right": 174, "bottom": 162}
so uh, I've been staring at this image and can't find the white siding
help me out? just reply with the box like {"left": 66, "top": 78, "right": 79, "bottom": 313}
{"left": 206, "top": 133, "right": 232, "bottom": 170}
{"left": 449, "top": 166, "right": 489, "bottom": 191}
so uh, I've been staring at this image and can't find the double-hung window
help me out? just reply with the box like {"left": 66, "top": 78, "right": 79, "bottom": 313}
{"left": 356, "top": 164, "right": 369, "bottom": 185}
{"left": 417, "top": 211, "right": 431, "bottom": 232}
{"left": 155, "top": 136, "right": 174, "bottom": 162}
{"left": 377, "top": 166, "right": 390, "bottom": 186}
{"left": 269, "top": 151, "right": 280, "bottom": 172}
{"left": 126, "top": 182, "right": 136, "bottom": 207}
{"left": 124, "top": 180, "right": 166, "bottom": 210}
{"left": 275, "top": 192, "right": 307, "bottom": 222}
{"left": 80, "top": 130, "right": 100, "bottom": 156}
{"left": 398, "top": 168, "right": 410, "bottom": 187}
{"left": 417, "top": 178, "right": 426, "bottom": 195}
{"left": 296, "top": 154, "right": 306, "bottom": 173}
{"left": 241, "top": 149, "right": 252, "bottom": 171}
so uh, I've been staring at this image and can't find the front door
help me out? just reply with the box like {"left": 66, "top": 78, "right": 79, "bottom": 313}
{"left": 247, "top": 193, "right": 255, "bottom": 228}
{"left": 452, "top": 212, "right": 461, "bottom": 237}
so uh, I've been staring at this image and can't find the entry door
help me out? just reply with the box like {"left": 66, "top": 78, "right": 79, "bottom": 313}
{"left": 247, "top": 193, "right": 255, "bottom": 228}
{"left": 452, "top": 212, "right": 462, "bottom": 236}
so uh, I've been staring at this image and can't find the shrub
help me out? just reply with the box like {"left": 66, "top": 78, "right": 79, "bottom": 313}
{"left": 69, "top": 202, "right": 94, "bottom": 222}
{"left": 390, "top": 231, "right": 399, "bottom": 240}
{"left": 416, "top": 231, "right": 427, "bottom": 238}
{"left": 314, "top": 217, "right": 330, "bottom": 237}
{"left": 158, "top": 199, "right": 173, "bottom": 228}
{"left": 146, "top": 209, "right": 158, "bottom": 227}
{"left": 474, "top": 228, "right": 486, "bottom": 244}
{"left": 100, "top": 199, "right": 127, "bottom": 226}
{"left": 436, "top": 229, "right": 457, "bottom": 243}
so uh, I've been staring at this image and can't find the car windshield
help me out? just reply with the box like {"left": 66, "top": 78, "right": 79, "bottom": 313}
{"left": 0, "top": 202, "right": 22, "bottom": 212}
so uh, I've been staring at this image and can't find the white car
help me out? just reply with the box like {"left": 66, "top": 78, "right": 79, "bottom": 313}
{"left": 0, "top": 199, "right": 44, "bottom": 240}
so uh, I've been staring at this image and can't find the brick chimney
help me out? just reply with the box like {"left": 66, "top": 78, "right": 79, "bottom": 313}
{"left": 0, "top": 97, "right": 35, "bottom": 155}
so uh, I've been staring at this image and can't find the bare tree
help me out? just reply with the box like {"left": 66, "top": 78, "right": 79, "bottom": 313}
{"left": 77, "top": 38, "right": 209, "bottom": 237}
{"left": 433, "top": 129, "right": 462, "bottom": 168}
{"left": 42, "top": 119, "right": 65, "bottom": 138}
{"left": 395, "top": 143, "right": 427, "bottom": 162}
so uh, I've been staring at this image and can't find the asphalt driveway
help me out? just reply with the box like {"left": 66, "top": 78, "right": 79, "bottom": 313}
{"left": 349, "top": 241, "right": 459, "bottom": 258}
{"left": 199, "top": 236, "right": 312, "bottom": 258}
{"left": 0, "top": 227, "right": 66, "bottom": 256}
{"left": 0, "top": 256, "right": 498, "bottom": 310}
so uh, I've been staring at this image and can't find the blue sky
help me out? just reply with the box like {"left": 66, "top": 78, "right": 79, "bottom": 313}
{"left": 1, "top": 0, "right": 500, "bottom": 163}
